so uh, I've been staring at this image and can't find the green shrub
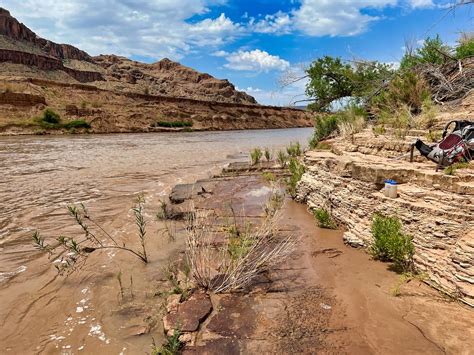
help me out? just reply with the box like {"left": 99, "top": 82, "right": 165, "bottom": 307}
{"left": 444, "top": 161, "right": 470, "bottom": 175}
{"left": 370, "top": 214, "right": 415, "bottom": 272}
{"left": 250, "top": 148, "right": 262, "bottom": 165}
{"left": 277, "top": 150, "right": 288, "bottom": 168}
{"left": 313, "top": 208, "right": 337, "bottom": 229}
{"left": 63, "top": 120, "right": 91, "bottom": 130}
{"left": 286, "top": 158, "right": 305, "bottom": 198}
{"left": 262, "top": 172, "right": 276, "bottom": 183}
{"left": 42, "top": 108, "right": 61, "bottom": 124}
{"left": 456, "top": 36, "right": 474, "bottom": 59}
{"left": 310, "top": 115, "right": 339, "bottom": 148}
{"left": 154, "top": 121, "right": 193, "bottom": 128}
{"left": 286, "top": 142, "right": 302, "bottom": 157}
{"left": 400, "top": 35, "right": 452, "bottom": 70}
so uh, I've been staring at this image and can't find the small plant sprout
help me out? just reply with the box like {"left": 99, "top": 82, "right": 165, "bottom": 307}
{"left": 264, "top": 148, "right": 272, "bottom": 161}
{"left": 156, "top": 200, "right": 169, "bottom": 220}
{"left": 277, "top": 150, "right": 288, "bottom": 168}
{"left": 32, "top": 196, "right": 150, "bottom": 275}
{"left": 152, "top": 327, "right": 183, "bottom": 355}
{"left": 313, "top": 208, "right": 337, "bottom": 229}
{"left": 262, "top": 172, "right": 276, "bottom": 184}
{"left": 286, "top": 142, "right": 302, "bottom": 157}
{"left": 250, "top": 148, "right": 263, "bottom": 165}
{"left": 286, "top": 158, "right": 305, "bottom": 198}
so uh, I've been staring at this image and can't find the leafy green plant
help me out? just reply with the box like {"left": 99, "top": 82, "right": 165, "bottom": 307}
{"left": 456, "top": 33, "right": 474, "bottom": 59}
{"left": 63, "top": 119, "right": 91, "bottom": 130}
{"left": 277, "top": 150, "right": 288, "bottom": 168}
{"left": 400, "top": 35, "right": 452, "bottom": 69}
{"left": 250, "top": 148, "right": 262, "bottom": 165}
{"left": 370, "top": 214, "right": 415, "bottom": 272}
{"left": 286, "top": 158, "right": 305, "bottom": 198}
{"left": 264, "top": 192, "right": 284, "bottom": 218}
{"left": 313, "top": 208, "right": 337, "bottom": 229}
{"left": 152, "top": 328, "right": 183, "bottom": 355}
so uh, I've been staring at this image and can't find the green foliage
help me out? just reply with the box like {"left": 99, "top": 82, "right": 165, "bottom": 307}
{"left": 286, "top": 142, "right": 302, "bottom": 157}
{"left": 370, "top": 214, "right": 415, "bottom": 272}
{"left": 371, "top": 71, "right": 430, "bottom": 116}
{"left": 264, "top": 192, "right": 284, "bottom": 218}
{"left": 286, "top": 158, "right": 305, "bottom": 198}
{"left": 42, "top": 108, "right": 61, "bottom": 124}
{"left": 444, "top": 161, "right": 470, "bottom": 175}
{"left": 277, "top": 150, "right": 288, "bottom": 168}
{"left": 250, "top": 148, "right": 263, "bottom": 165}
{"left": 400, "top": 35, "right": 452, "bottom": 70}
{"left": 456, "top": 34, "right": 474, "bottom": 59}
{"left": 152, "top": 328, "right": 183, "bottom": 355}
{"left": 264, "top": 147, "right": 272, "bottom": 161}
{"left": 63, "top": 120, "right": 91, "bottom": 130}
{"left": 305, "top": 56, "right": 393, "bottom": 111}
{"left": 262, "top": 172, "right": 276, "bottom": 183}
{"left": 309, "top": 105, "right": 367, "bottom": 147}
{"left": 153, "top": 121, "right": 193, "bottom": 128}
{"left": 313, "top": 208, "right": 337, "bottom": 229}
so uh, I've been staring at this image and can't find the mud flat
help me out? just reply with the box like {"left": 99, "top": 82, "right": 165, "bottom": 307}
{"left": 159, "top": 162, "right": 473, "bottom": 354}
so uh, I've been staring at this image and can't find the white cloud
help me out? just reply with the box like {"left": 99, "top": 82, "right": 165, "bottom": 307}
{"left": 251, "top": 11, "right": 292, "bottom": 34}
{"left": 407, "top": 0, "right": 434, "bottom": 8}
{"left": 1, "top": 1, "right": 241, "bottom": 60}
{"left": 291, "top": 0, "right": 397, "bottom": 37}
{"left": 222, "top": 49, "right": 290, "bottom": 72}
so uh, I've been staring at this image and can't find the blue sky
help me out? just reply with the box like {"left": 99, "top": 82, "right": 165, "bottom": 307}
{"left": 2, "top": 0, "right": 472, "bottom": 105}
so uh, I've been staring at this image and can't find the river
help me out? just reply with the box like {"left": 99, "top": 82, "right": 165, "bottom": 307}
{"left": 0, "top": 128, "right": 313, "bottom": 354}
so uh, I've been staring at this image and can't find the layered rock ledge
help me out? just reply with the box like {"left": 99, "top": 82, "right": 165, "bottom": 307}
{"left": 296, "top": 130, "right": 474, "bottom": 306}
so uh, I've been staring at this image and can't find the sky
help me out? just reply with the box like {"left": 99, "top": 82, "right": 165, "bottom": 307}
{"left": 1, "top": 0, "right": 472, "bottom": 106}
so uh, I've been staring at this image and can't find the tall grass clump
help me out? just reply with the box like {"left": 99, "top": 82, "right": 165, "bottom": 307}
{"left": 152, "top": 328, "right": 183, "bottom": 355}
{"left": 286, "top": 158, "right": 305, "bottom": 198}
{"left": 370, "top": 213, "right": 415, "bottom": 272}
{"left": 264, "top": 148, "right": 272, "bottom": 161}
{"left": 250, "top": 148, "right": 263, "bottom": 165}
{"left": 313, "top": 208, "right": 337, "bottom": 229}
{"left": 277, "top": 150, "right": 288, "bottom": 168}
{"left": 286, "top": 142, "right": 302, "bottom": 157}
{"left": 185, "top": 208, "right": 297, "bottom": 293}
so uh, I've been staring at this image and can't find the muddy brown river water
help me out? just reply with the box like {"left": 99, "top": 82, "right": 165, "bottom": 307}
{"left": 0, "top": 128, "right": 312, "bottom": 354}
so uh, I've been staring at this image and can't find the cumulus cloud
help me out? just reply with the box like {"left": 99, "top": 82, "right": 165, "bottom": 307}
{"left": 1, "top": 0, "right": 242, "bottom": 60}
{"left": 291, "top": 0, "right": 397, "bottom": 37}
{"left": 221, "top": 49, "right": 290, "bottom": 72}
{"left": 250, "top": 11, "right": 292, "bottom": 35}
{"left": 407, "top": 0, "right": 435, "bottom": 8}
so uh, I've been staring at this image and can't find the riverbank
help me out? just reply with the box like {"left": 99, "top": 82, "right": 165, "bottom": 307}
{"left": 158, "top": 162, "right": 473, "bottom": 353}
{"left": 0, "top": 78, "right": 313, "bottom": 136}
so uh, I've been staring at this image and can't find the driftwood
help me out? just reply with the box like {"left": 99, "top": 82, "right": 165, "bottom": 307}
{"left": 416, "top": 56, "right": 474, "bottom": 104}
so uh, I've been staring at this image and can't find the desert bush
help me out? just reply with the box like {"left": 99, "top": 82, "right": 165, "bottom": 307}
{"left": 41, "top": 108, "right": 61, "bottom": 124}
{"left": 372, "top": 124, "right": 386, "bottom": 137}
{"left": 416, "top": 97, "right": 438, "bottom": 129}
{"left": 185, "top": 209, "right": 297, "bottom": 293}
{"left": 286, "top": 158, "right": 305, "bottom": 198}
{"left": 400, "top": 35, "right": 452, "bottom": 70}
{"left": 63, "top": 119, "right": 91, "bottom": 130}
{"left": 371, "top": 71, "right": 430, "bottom": 116}
{"left": 370, "top": 213, "right": 415, "bottom": 272}
{"left": 309, "top": 115, "right": 338, "bottom": 148}
{"left": 456, "top": 33, "right": 474, "bottom": 59}
{"left": 154, "top": 121, "right": 193, "bottom": 128}
{"left": 250, "top": 148, "right": 262, "bottom": 165}
{"left": 425, "top": 129, "right": 442, "bottom": 143}
{"left": 277, "top": 150, "right": 288, "bottom": 168}
{"left": 32, "top": 196, "right": 150, "bottom": 274}
{"left": 313, "top": 208, "right": 337, "bottom": 229}
{"left": 286, "top": 142, "right": 302, "bottom": 157}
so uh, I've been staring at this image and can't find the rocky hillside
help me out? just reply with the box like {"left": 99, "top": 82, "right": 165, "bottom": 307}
{"left": 0, "top": 7, "right": 256, "bottom": 104}
{"left": 0, "top": 7, "right": 312, "bottom": 134}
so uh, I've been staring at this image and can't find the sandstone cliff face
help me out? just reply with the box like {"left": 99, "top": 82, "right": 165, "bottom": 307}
{"left": 296, "top": 103, "right": 474, "bottom": 306}
{"left": 0, "top": 8, "right": 90, "bottom": 61}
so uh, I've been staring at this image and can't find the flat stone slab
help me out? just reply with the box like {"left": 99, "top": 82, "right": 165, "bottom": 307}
{"left": 169, "top": 180, "right": 215, "bottom": 204}
{"left": 163, "top": 292, "right": 212, "bottom": 333}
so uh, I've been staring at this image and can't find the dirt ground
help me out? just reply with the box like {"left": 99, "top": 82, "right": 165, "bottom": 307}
{"left": 178, "top": 173, "right": 474, "bottom": 354}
